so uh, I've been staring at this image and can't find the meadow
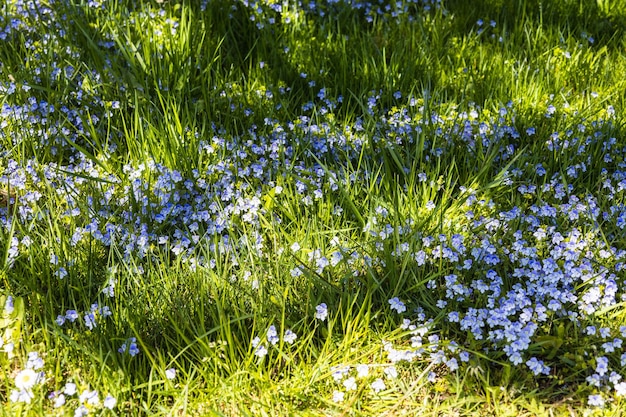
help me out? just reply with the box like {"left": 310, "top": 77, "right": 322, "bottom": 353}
{"left": 2, "top": 0, "right": 626, "bottom": 415}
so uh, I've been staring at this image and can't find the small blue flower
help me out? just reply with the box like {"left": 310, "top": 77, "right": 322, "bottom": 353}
{"left": 388, "top": 297, "right": 406, "bottom": 314}
{"left": 103, "top": 394, "right": 116, "bottom": 409}
{"left": 284, "top": 329, "right": 297, "bottom": 344}
{"left": 267, "top": 325, "right": 279, "bottom": 346}
{"left": 84, "top": 313, "right": 96, "bottom": 330}
{"left": 119, "top": 337, "right": 139, "bottom": 356}
{"left": 588, "top": 394, "right": 605, "bottom": 407}
{"left": 596, "top": 356, "right": 609, "bottom": 376}
{"left": 315, "top": 303, "right": 328, "bottom": 321}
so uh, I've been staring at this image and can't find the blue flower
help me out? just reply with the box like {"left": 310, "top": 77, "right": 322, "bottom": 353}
{"left": 267, "top": 325, "right": 279, "bottom": 346}
{"left": 119, "top": 338, "right": 139, "bottom": 356}
{"left": 588, "top": 394, "right": 605, "bottom": 407}
{"left": 283, "top": 329, "right": 297, "bottom": 344}
{"left": 388, "top": 297, "right": 406, "bottom": 314}
{"left": 526, "top": 357, "right": 549, "bottom": 376}
{"left": 315, "top": 303, "right": 328, "bottom": 321}
{"left": 595, "top": 356, "right": 609, "bottom": 376}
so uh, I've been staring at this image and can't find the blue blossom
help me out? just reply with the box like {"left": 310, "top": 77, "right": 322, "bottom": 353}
{"left": 331, "top": 365, "right": 350, "bottom": 382}
{"left": 446, "top": 357, "right": 459, "bottom": 371}
{"left": 343, "top": 376, "right": 357, "bottom": 391}
{"left": 315, "top": 303, "right": 328, "bottom": 321}
{"left": 10, "top": 388, "right": 34, "bottom": 404}
{"left": 103, "top": 394, "right": 116, "bottom": 409}
{"left": 267, "top": 325, "right": 279, "bottom": 346}
{"left": 84, "top": 313, "right": 96, "bottom": 330}
{"left": 588, "top": 394, "right": 605, "bottom": 407}
{"left": 65, "top": 310, "right": 79, "bottom": 322}
{"left": 595, "top": 356, "right": 609, "bottom": 376}
{"left": 284, "top": 329, "right": 297, "bottom": 344}
{"left": 79, "top": 389, "right": 100, "bottom": 406}
{"left": 51, "top": 392, "right": 66, "bottom": 408}
{"left": 388, "top": 297, "right": 406, "bottom": 313}
{"left": 119, "top": 338, "right": 139, "bottom": 356}
{"left": 609, "top": 372, "right": 621, "bottom": 385}
{"left": 26, "top": 352, "right": 43, "bottom": 370}
{"left": 55, "top": 267, "right": 68, "bottom": 279}
{"left": 64, "top": 382, "right": 77, "bottom": 396}
{"left": 526, "top": 357, "right": 550, "bottom": 376}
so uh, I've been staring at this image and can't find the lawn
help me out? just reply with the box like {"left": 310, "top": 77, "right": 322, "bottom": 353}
{"left": 2, "top": 0, "right": 626, "bottom": 415}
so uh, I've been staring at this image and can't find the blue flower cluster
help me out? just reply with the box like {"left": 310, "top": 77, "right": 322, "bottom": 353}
{"left": 219, "top": 0, "right": 442, "bottom": 28}
{"left": 2, "top": 0, "right": 626, "bottom": 410}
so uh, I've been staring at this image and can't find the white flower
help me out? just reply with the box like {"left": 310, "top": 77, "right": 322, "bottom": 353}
{"left": 103, "top": 394, "right": 117, "bottom": 409}
{"left": 254, "top": 344, "right": 268, "bottom": 358}
{"left": 356, "top": 364, "right": 369, "bottom": 378}
{"left": 332, "top": 390, "right": 344, "bottom": 403}
{"left": 14, "top": 369, "right": 39, "bottom": 390}
{"left": 10, "top": 389, "right": 34, "bottom": 404}
{"left": 343, "top": 377, "right": 357, "bottom": 391}
{"left": 165, "top": 368, "right": 177, "bottom": 380}
{"left": 615, "top": 382, "right": 626, "bottom": 397}
{"left": 371, "top": 378, "right": 386, "bottom": 393}
{"left": 79, "top": 389, "right": 99, "bottom": 406}
{"left": 53, "top": 393, "right": 66, "bottom": 408}
{"left": 64, "top": 382, "right": 77, "bottom": 395}
{"left": 384, "top": 366, "right": 398, "bottom": 379}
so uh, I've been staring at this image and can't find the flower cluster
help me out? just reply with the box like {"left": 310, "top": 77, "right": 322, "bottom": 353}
{"left": 55, "top": 302, "right": 112, "bottom": 331}
{"left": 330, "top": 362, "right": 397, "bottom": 403}
{"left": 118, "top": 337, "right": 140, "bottom": 357}
{"left": 252, "top": 325, "right": 298, "bottom": 358}
{"left": 3, "top": 87, "right": 624, "bottom": 406}
{"left": 10, "top": 352, "right": 45, "bottom": 404}
{"left": 2, "top": 0, "right": 626, "bottom": 411}
{"left": 48, "top": 381, "right": 116, "bottom": 414}
{"left": 231, "top": 0, "right": 443, "bottom": 29}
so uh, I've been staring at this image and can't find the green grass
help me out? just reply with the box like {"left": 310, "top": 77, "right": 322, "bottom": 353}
{"left": 2, "top": 0, "right": 626, "bottom": 415}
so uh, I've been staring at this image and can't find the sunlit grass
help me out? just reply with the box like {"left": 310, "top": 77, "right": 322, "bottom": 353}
{"left": 2, "top": 0, "right": 626, "bottom": 415}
